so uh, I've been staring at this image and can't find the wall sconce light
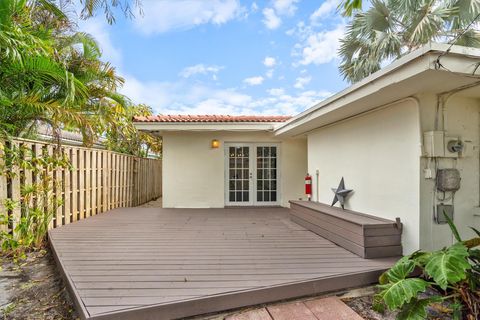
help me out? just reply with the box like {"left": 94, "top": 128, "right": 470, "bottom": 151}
{"left": 211, "top": 139, "right": 220, "bottom": 149}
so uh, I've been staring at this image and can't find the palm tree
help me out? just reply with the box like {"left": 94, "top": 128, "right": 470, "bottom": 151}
{"left": 0, "top": 0, "right": 120, "bottom": 141}
{"left": 0, "top": 0, "right": 160, "bottom": 154}
{"left": 339, "top": 0, "right": 480, "bottom": 83}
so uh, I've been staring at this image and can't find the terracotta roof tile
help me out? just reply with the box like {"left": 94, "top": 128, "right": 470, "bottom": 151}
{"left": 133, "top": 115, "right": 292, "bottom": 123}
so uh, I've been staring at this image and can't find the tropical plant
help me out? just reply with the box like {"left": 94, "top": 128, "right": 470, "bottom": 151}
{"left": 339, "top": 0, "right": 480, "bottom": 83}
{"left": 0, "top": 0, "right": 98, "bottom": 139}
{"left": 0, "top": 0, "right": 160, "bottom": 156}
{"left": 374, "top": 214, "right": 480, "bottom": 320}
{"left": 105, "top": 103, "right": 162, "bottom": 157}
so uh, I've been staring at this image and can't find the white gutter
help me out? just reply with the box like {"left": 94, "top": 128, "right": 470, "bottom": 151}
{"left": 133, "top": 122, "right": 281, "bottom": 132}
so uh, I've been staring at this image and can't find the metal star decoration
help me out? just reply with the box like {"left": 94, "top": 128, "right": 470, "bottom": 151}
{"left": 331, "top": 177, "right": 353, "bottom": 209}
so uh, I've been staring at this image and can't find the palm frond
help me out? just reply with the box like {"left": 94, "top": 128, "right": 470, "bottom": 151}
{"left": 455, "top": 28, "right": 480, "bottom": 47}
{"left": 405, "top": 1, "right": 456, "bottom": 46}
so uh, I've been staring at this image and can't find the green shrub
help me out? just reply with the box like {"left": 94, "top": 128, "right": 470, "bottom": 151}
{"left": 374, "top": 214, "right": 480, "bottom": 319}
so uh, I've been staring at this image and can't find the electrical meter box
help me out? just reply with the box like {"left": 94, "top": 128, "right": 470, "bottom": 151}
{"left": 444, "top": 136, "right": 461, "bottom": 158}
{"left": 423, "top": 131, "right": 445, "bottom": 157}
{"left": 436, "top": 204, "right": 454, "bottom": 224}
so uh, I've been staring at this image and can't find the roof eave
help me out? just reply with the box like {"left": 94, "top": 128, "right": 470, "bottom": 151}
{"left": 274, "top": 43, "right": 480, "bottom": 137}
{"left": 133, "top": 122, "right": 282, "bottom": 134}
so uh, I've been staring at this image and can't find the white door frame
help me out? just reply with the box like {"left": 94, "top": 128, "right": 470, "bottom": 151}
{"left": 224, "top": 143, "right": 280, "bottom": 206}
{"left": 224, "top": 143, "right": 254, "bottom": 206}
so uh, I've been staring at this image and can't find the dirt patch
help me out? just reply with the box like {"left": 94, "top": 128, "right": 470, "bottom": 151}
{"left": 138, "top": 197, "right": 163, "bottom": 208}
{"left": 0, "top": 251, "right": 77, "bottom": 320}
{"left": 343, "top": 295, "right": 397, "bottom": 320}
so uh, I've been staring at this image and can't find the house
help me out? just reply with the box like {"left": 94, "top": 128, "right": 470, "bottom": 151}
{"left": 134, "top": 43, "right": 480, "bottom": 254}
{"left": 133, "top": 115, "right": 308, "bottom": 208}
{"left": 36, "top": 125, "right": 107, "bottom": 149}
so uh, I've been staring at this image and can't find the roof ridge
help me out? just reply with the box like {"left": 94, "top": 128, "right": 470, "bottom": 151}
{"left": 133, "top": 114, "right": 292, "bottom": 123}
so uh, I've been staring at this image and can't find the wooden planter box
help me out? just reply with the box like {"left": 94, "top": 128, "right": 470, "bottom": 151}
{"left": 289, "top": 201, "right": 402, "bottom": 259}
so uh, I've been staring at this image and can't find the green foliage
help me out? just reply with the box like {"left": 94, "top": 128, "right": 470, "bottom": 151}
{"left": 0, "top": 0, "right": 160, "bottom": 156}
{"left": 0, "top": 143, "right": 70, "bottom": 258}
{"left": 105, "top": 103, "right": 162, "bottom": 157}
{"left": 377, "top": 257, "right": 430, "bottom": 310}
{"left": 339, "top": 0, "right": 480, "bottom": 83}
{"left": 340, "top": 0, "right": 363, "bottom": 16}
{"left": 396, "top": 297, "right": 442, "bottom": 320}
{"left": 374, "top": 215, "right": 480, "bottom": 319}
{"left": 424, "top": 243, "right": 471, "bottom": 290}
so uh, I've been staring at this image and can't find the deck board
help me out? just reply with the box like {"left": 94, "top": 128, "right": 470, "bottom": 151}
{"left": 49, "top": 207, "right": 397, "bottom": 320}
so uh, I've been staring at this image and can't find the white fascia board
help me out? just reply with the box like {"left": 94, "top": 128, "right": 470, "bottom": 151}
{"left": 133, "top": 122, "right": 278, "bottom": 132}
{"left": 274, "top": 43, "right": 480, "bottom": 136}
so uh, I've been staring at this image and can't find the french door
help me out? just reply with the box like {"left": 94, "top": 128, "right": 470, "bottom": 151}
{"left": 225, "top": 143, "right": 279, "bottom": 206}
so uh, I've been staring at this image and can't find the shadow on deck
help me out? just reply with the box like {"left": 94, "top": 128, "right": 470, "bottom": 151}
{"left": 48, "top": 207, "right": 397, "bottom": 320}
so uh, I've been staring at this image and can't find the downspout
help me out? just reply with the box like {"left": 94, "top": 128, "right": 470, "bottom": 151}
{"left": 434, "top": 81, "right": 480, "bottom": 209}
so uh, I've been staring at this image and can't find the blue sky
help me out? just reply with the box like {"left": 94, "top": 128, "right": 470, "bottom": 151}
{"left": 78, "top": 0, "right": 349, "bottom": 116}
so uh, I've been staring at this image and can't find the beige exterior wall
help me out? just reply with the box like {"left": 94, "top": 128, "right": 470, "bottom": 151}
{"left": 418, "top": 93, "right": 480, "bottom": 251}
{"left": 307, "top": 99, "right": 422, "bottom": 254}
{"left": 162, "top": 131, "right": 307, "bottom": 208}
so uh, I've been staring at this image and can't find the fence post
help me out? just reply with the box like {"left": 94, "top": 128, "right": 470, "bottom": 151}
{"left": 132, "top": 158, "right": 139, "bottom": 206}
{"left": 10, "top": 141, "right": 21, "bottom": 233}
{"left": 0, "top": 143, "right": 7, "bottom": 234}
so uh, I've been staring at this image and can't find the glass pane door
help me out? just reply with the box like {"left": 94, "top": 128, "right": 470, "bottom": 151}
{"left": 255, "top": 146, "right": 278, "bottom": 204}
{"left": 226, "top": 145, "right": 252, "bottom": 205}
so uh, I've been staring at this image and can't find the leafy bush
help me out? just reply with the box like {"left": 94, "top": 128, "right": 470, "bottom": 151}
{"left": 374, "top": 215, "right": 480, "bottom": 320}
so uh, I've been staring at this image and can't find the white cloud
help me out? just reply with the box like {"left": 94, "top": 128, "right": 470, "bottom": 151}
{"left": 179, "top": 64, "right": 224, "bottom": 78}
{"left": 294, "top": 76, "right": 312, "bottom": 89}
{"left": 299, "top": 24, "right": 345, "bottom": 65}
{"left": 251, "top": 2, "right": 259, "bottom": 12}
{"left": 120, "top": 72, "right": 332, "bottom": 117}
{"left": 310, "top": 0, "right": 341, "bottom": 23}
{"left": 78, "top": 18, "right": 122, "bottom": 66}
{"left": 164, "top": 89, "right": 333, "bottom": 116}
{"left": 273, "top": 0, "right": 299, "bottom": 16}
{"left": 268, "top": 88, "right": 285, "bottom": 96}
{"left": 243, "top": 76, "right": 265, "bottom": 86}
{"left": 262, "top": 0, "right": 299, "bottom": 30}
{"left": 265, "top": 69, "right": 274, "bottom": 78}
{"left": 262, "top": 8, "right": 281, "bottom": 29}
{"left": 249, "top": 90, "right": 333, "bottom": 115}
{"left": 120, "top": 76, "right": 252, "bottom": 113}
{"left": 134, "top": 0, "right": 244, "bottom": 34}
{"left": 263, "top": 56, "right": 276, "bottom": 67}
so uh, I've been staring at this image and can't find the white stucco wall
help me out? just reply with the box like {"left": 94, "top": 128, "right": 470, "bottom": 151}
{"left": 418, "top": 93, "right": 480, "bottom": 251}
{"left": 307, "top": 99, "right": 422, "bottom": 254}
{"left": 162, "top": 131, "right": 307, "bottom": 208}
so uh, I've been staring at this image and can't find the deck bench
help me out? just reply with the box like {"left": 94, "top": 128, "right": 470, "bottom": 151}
{"left": 289, "top": 200, "right": 402, "bottom": 258}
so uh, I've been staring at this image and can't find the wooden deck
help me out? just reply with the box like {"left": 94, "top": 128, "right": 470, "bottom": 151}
{"left": 49, "top": 207, "right": 398, "bottom": 320}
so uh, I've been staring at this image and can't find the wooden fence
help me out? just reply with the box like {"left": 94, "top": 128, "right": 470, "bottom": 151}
{"left": 0, "top": 138, "right": 162, "bottom": 235}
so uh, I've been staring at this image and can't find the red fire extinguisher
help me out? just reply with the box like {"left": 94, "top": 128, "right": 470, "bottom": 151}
{"left": 305, "top": 174, "right": 312, "bottom": 201}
